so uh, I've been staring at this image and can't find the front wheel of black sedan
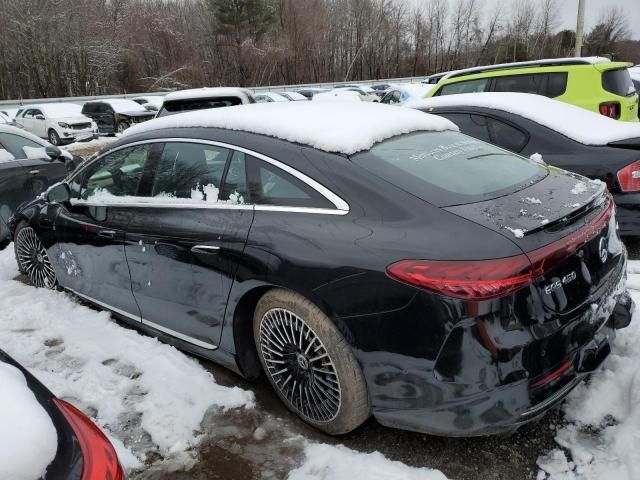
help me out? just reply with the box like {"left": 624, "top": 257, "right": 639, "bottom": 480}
{"left": 14, "top": 222, "right": 58, "bottom": 289}
{"left": 254, "top": 289, "right": 370, "bottom": 435}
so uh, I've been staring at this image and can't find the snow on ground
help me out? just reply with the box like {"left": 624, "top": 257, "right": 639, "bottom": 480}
{"left": 288, "top": 443, "right": 448, "bottom": 480}
{"left": 0, "top": 362, "right": 58, "bottom": 480}
{"left": 0, "top": 246, "right": 254, "bottom": 473}
{"left": 64, "top": 135, "right": 119, "bottom": 155}
{"left": 536, "top": 261, "right": 640, "bottom": 480}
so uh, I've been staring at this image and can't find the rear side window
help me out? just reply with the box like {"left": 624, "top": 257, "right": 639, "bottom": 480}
{"left": 352, "top": 131, "right": 546, "bottom": 207}
{"left": 492, "top": 73, "right": 567, "bottom": 98}
{"left": 487, "top": 118, "right": 528, "bottom": 152}
{"left": 437, "top": 79, "right": 489, "bottom": 96}
{"left": 159, "top": 97, "right": 244, "bottom": 117}
{"left": 602, "top": 69, "right": 636, "bottom": 97}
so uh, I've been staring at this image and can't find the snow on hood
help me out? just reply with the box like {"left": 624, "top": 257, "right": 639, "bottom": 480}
{"left": 56, "top": 115, "right": 93, "bottom": 124}
{"left": 107, "top": 99, "right": 148, "bottom": 114}
{"left": 124, "top": 102, "right": 458, "bottom": 155}
{"left": 39, "top": 103, "right": 82, "bottom": 118}
{"left": 407, "top": 92, "right": 640, "bottom": 146}
{"left": 0, "top": 362, "right": 58, "bottom": 480}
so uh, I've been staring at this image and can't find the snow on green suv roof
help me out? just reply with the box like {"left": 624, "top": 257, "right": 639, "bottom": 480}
{"left": 426, "top": 57, "right": 639, "bottom": 122}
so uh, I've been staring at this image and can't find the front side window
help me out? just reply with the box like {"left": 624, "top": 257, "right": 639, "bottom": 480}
{"left": 0, "top": 132, "right": 44, "bottom": 159}
{"left": 352, "top": 130, "right": 546, "bottom": 207}
{"left": 151, "top": 142, "right": 231, "bottom": 201}
{"left": 438, "top": 78, "right": 489, "bottom": 96}
{"left": 79, "top": 145, "right": 151, "bottom": 200}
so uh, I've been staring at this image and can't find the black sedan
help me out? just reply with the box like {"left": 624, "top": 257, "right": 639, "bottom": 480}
{"left": 408, "top": 93, "right": 640, "bottom": 239}
{"left": 0, "top": 349, "right": 124, "bottom": 479}
{"left": 10, "top": 102, "right": 632, "bottom": 437}
{"left": 0, "top": 125, "right": 77, "bottom": 249}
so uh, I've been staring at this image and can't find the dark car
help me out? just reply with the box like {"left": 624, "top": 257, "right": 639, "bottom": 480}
{"left": 408, "top": 92, "right": 640, "bottom": 239}
{"left": 0, "top": 125, "right": 78, "bottom": 248}
{"left": 10, "top": 102, "right": 632, "bottom": 437}
{"left": 81, "top": 99, "right": 155, "bottom": 135}
{"left": 0, "top": 349, "right": 124, "bottom": 479}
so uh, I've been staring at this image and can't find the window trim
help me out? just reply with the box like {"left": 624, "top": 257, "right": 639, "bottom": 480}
{"left": 69, "top": 138, "right": 350, "bottom": 215}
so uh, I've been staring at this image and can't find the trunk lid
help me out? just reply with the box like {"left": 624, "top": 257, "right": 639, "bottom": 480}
{"left": 446, "top": 169, "right": 624, "bottom": 316}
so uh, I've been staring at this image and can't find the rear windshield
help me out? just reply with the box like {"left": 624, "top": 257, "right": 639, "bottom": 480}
{"left": 158, "top": 97, "right": 244, "bottom": 117}
{"left": 602, "top": 69, "right": 636, "bottom": 97}
{"left": 352, "top": 131, "right": 547, "bottom": 207}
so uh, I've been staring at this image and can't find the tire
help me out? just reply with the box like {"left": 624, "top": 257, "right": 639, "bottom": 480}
{"left": 116, "top": 121, "right": 130, "bottom": 134}
{"left": 48, "top": 129, "right": 61, "bottom": 146}
{"left": 253, "top": 288, "right": 370, "bottom": 435}
{"left": 14, "top": 221, "right": 58, "bottom": 289}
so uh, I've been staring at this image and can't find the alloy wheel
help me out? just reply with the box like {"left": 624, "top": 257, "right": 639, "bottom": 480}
{"left": 259, "top": 308, "right": 342, "bottom": 423}
{"left": 16, "top": 227, "right": 57, "bottom": 289}
{"left": 48, "top": 130, "right": 60, "bottom": 145}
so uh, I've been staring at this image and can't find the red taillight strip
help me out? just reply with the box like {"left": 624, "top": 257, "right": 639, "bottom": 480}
{"left": 53, "top": 398, "right": 125, "bottom": 480}
{"left": 532, "top": 360, "right": 572, "bottom": 387}
{"left": 617, "top": 160, "right": 640, "bottom": 192}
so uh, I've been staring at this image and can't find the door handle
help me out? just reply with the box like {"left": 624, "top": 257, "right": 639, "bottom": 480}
{"left": 191, "top": 245, "right": 220, "bottom": 255}
{"left": 29, "top": 169, "right": 40, "bottom": 175}
{"left": 98, "top": 230, "right": 116, "bottom": 239}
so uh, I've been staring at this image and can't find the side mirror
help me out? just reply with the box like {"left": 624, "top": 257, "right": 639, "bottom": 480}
{"left": 47, "top": 182, "right": 71, "bottom": 204}
{"left": 45, "top": 145, "right": 63, "bottom": 160}
{"left": 35, "top": 114, "right": 45, "bottom": 120}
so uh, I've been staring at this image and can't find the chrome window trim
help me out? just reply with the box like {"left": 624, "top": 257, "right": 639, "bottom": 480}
{"left": 67, "top": 288, "right": 218, "bottom": 350}
{"left": 69, "top": 137, "right": 350, "bottom": 215}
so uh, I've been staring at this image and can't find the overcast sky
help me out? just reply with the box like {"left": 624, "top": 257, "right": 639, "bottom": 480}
{"left": 408, "top": 0, "right": 640, "bottom": 40}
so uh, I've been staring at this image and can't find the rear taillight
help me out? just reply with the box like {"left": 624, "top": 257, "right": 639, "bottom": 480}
{"left": 617, "top": 160, "right": 640, "bottom": 192}
{"left": 386, "top": 256, "right": 534, "bottom": 300}
{"left": 53, "top": 398, "right": 125, "bottom": 480}
{"left": 387, "top": 197, "right": 614, "bottom": 301}
{"left": 599, "top": 102, "right": 621, "bottom": 120}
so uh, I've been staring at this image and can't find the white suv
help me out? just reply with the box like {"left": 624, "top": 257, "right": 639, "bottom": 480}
{"left": 17, "top": 103, "right": 97, "bottom": 146}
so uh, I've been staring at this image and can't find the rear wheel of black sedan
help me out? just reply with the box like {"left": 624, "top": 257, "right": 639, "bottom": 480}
{"left": 14, "top": 221, "right": 58, "bottom": 289}
{"left": 253, "top": 289, "right": 370, "bottom": 435}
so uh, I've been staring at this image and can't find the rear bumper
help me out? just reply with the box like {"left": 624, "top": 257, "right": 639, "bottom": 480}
{"left": 372, "top": 294, "right": 632, "bottom": 436}
{"left": 613, "top": 193, "right": 640, "bottom": 238}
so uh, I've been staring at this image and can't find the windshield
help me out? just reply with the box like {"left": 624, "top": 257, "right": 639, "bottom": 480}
{"left": 352, "top": 131, "right": 547, "bottom": 207}
{"left": 41, "top": 103, "right": 82, "bottom": 117}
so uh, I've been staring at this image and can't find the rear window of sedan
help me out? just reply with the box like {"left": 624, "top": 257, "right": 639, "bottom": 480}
{"left": 351, "top": 131, "right": 547, "bottom": 207}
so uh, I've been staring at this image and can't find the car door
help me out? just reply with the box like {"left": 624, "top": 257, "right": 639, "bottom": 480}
{"left": 124, "top": 141, "right": 254, "bottom": 349}
{"left": 18, "top": 109, "right": 36, "bottom": 133}
{"left": 0, "top": 145, "right": 30, "bottom": 241}
{"left": 30, "top": 108, "right": 47, "bottom": 138}
{"left": 51, "top": 143, "right": 155, "bottom": 319}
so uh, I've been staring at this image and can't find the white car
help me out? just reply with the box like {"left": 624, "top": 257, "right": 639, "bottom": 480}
{"left": 278, "top": 91, "right": 308, "bottom": 101}
{"left": 254, "top": 92, "right": 290, "bottom": 103}
{"left": 312, "top": 90, "right": 364, "bottom": 102}
{"left": 16, "top": 103, "right": 97, "bottom": 146}
{"left": 157, "top": 87, "right": 255, "bottom": 117}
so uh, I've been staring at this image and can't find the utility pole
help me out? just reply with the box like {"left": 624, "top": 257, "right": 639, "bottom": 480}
{"left": 575, "top": 0, "right": 585, "bottom": 57}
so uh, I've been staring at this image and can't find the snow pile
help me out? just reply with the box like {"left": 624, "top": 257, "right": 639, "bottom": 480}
{"left": 0, "top": 247, "right": 254, "bottom": 471}
{"left": 530, "top": 153, "right": 545, "bottom": 164}
{"left": 78, "top": 185, "right": 244, "bottom": 205}
{"left": 536, "top": 266, "right": 640, "bottom": 480}
{"left": 629, "top": 66, "right": 640, "bottom": 83}
{"left": 406, "top": 93, "right": 640, "bottom": 146}
{"left": 64, "top": 135, "right": 118, "bottom": 154}
{"left": 504, "top": 227, "right": 525, "bottom": 238}
{"left": 107, "top": 99, "right": 148, "bottom": 114}
{"left": 124, "top": 101, "right": 457, "bottom": 155}
{"left": 0, "top": 362, "right": 58, "bottom": 480}
{"left": 288, "top": 443, "right": 448, "bottom": 480}
{"left": 0, "top": 149, "right": 15, "bottom": 162}
{"left": 571, "top": 182, "right": 588, "bottom": 195}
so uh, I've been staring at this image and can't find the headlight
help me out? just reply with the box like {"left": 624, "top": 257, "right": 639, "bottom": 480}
{"left": 58, "top": 122, "right": 70, "bottom": 128}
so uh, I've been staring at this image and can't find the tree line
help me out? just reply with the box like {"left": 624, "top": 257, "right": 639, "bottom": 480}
{"left": 0, "top": 0, "right": 636, "bottom": 101}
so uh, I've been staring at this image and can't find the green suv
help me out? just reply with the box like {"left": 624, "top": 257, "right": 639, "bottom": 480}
{"left": 425, "top": 57, "right": 639, "bottom": 122}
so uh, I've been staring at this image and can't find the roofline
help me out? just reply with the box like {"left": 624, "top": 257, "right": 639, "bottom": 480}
{"left": 440, "top": 57, "right": 611, "bottom": 81}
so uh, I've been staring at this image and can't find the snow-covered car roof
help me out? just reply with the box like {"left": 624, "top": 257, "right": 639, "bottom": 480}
{"left": 31, "top": 103, "right": 83, "bottom": 117}
{"left": 313, "top": 90, "right": 363, "bottom": 102}
{"left": 99, "top": 99, "right": 148, "bottom": 113}
{"left": 407, "top": 92, "right": 640, "bottom": 146}
{"left": 123, "top": 102, "right": 458, "bottom": 155}
{"left": 255, "top": 92, "right": 289, "bottom": 102}
{"left": 163, "top": 87, "right": 253, "bottom": 103}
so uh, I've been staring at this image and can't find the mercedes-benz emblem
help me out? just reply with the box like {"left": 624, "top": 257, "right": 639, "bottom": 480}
{"left": 598, "top": 237, "right": 608, "bottom": 264}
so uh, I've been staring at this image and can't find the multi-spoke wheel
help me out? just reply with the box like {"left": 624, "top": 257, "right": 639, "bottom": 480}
{"left": 14, "top": 223, "right": 57, "bottom": 289}
{"left": 254, "top": 289, "right": 370, "bottom": 434}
